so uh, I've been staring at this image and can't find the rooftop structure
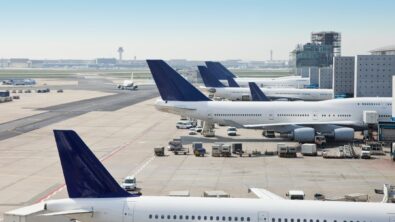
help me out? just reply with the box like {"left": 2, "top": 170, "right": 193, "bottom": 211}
{"left": 370, "top": 45, "right": 395, "bottom": 55}
{"left": 311, "top": 31, "right": 341, "bottom": 57}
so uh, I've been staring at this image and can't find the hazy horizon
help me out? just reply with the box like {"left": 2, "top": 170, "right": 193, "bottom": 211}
{"left": 1, "top": 0, "right": 394, "bottom": 61}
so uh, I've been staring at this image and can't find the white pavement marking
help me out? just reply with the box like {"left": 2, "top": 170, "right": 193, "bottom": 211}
{"left": 133, "top": 156, "right": 156, "bottom": 176}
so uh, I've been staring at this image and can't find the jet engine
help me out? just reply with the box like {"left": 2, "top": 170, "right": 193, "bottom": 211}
{"left": 333, "top": 127, "right": 354, "bottom": 141}
{"left": 293, "top": 127, "right": 315, "bottom": 142}
{"left": 208, "top": 88, "right": 216, "bottom": 93}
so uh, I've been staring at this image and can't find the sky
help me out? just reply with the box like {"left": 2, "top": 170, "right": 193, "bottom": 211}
{"left": 0, "top": 0, "right": 394, "bottom": 61}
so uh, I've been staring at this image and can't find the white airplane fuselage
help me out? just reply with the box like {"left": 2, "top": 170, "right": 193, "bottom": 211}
{"left": 213, "top": 87, "right": 333, "bottom": 101}
{"left": 46, "top": 196, "right": 395, "bottom": 222}
{"left": 155, "top": 97, "right": 392, "bottom": 131}
{"left": 220, "top": 77, "right": 309, "bottom": 88}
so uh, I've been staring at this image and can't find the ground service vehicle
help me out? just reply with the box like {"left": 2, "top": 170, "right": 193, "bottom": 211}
{"left": 121, "top": 176, "right": 137, "bottom": 191}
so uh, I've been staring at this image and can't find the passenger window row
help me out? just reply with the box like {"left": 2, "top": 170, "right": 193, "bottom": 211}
{"left": 379, "top": 114, "right": 391, "bottom": 117}
{"left": 357, "top": 102, "right": 382, "bottom": 106}
{"left": 214, "top": 114, "right": 261, "bottom": 117}
{"left": 278, "top": 114, "right": 309, "bottom": 117}
{"left": 148, "top": 214, "right": 251, "bottom": 222}
{"left": 271, "top": 218, "right": 366, "bottom": 222}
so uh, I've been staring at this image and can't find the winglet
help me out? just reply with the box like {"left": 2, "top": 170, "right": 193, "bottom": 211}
{"left": 147, "top": 60, "right": 210, "bottom": 101}
{"left": 226, "top": 76, "right": 240, "bottom": 87}
{"left": 248, "top": 188, "right": 284, "bottom": 200}
{"left": 54, "top": 130, "right": 135, "bottom": 198}
{"left": 198, "top": 66, "right": 225, "bottom": 88}
{"left": 248, "top": 82, "right": 270, "bottom": 101}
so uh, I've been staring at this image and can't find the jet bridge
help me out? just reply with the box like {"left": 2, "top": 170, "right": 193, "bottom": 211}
{"left": 378, "top": 121, "right": 395, "bottom": 141}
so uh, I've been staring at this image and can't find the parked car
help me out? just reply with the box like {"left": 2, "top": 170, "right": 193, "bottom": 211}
{"left": 227, "top": 127, "right": 237, "bottom": 136}
{"left": 121, "top": 176, "right": 137, "bottom": 191}
{"left": 176, "top": 121, "right": 193, "bottom": 129}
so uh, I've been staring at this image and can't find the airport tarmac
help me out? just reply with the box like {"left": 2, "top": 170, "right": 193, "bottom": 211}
{"left": 2, "top": 92, "right": 395, "bottom": 219}
{"left": 0, "top": 90, "right": 114, "bottom": 124}
{"left": 0, "top": 76, "right": 159, "bottom": 141}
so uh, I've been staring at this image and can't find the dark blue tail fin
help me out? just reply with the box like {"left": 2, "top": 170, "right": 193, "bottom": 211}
{"left": 147, "top": 60, "right": 210, "bottom": 101}
{"left": 248, "top": 82, "right": 270, "bottom": 101}
{"left": 54, "top": 130, "right": 135, "bottom": 198}
{"left": 205, "top": 61, "right": 237, "bottom": 79}
{"left": 226, "top": 76, "right": 240, "bottom": 87}
{"left": 198, "top": 66, "right": 225, "bottom": 88}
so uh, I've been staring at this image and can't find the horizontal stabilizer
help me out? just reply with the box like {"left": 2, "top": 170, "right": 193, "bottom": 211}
{"left": 248, "top": 188, "right": 283, "bottom": 200}
{"left": 41, "top": 209, "right": 93, "bottom": 217}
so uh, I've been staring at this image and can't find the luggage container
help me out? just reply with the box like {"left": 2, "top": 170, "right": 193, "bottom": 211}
{"left": 154, "top": 146, "right": 165, "bottom": 156}
{"left": 231, "top": 143, "right": 243, "bottom": 156}
{"left": 301, "top": 143, "right": 317, "bottom": 156}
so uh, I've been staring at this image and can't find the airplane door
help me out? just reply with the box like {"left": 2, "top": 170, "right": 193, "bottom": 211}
{"left": 258, "top": 211, "right": 269, "bottom": 222}
{"left": 123, "top": 201, "right": 135, "bottom": 222}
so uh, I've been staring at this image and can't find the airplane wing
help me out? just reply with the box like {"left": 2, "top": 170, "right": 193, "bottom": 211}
{"left": 173, "top": 106, "right": 197, "bottom": 111}
{"left": 135, "top": 82, "right": 155, "bottom": 86}
{"left": 244, "top": 121, "right": 358, "bottom": 129}
{"left": 248, "top": 188, "right": 284, "bottom": 200}
{"left": 41, "top": 209, "right": 93, "bottom": 217}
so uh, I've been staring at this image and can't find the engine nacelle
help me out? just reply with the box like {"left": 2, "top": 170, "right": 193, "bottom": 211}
{"left": 293, "top": 127, "right": 315, "bottom": 142}
{"left": 333, "top": 127, "right": 354, "bottom": 141}
{"left": 208, "top": 88, "right": 216, "bottom": 93}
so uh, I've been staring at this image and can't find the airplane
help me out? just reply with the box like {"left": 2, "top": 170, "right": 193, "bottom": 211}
{"left": 117, "top": 72, "right": 138, "bottom": 90}
{"left": 148, "top": 60, "right": 392, "bottom": 142}
{"left": 205, "top": 62, "right": 310, "bottom": 88}
{"left": 198, "top": 66, "right": 333, "bottom": 101}
{"left": 1, "top": 78, "right": 36, "bottom": 85}
{"left": 42, "top": 129, "right": 395, "bottom": 222}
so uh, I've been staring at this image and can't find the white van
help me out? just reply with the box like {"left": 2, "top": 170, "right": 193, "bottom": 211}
{"left": 121, "top": 176, "right": 136, "bottom": 191}
{"left": 176, "top": 121, "right": 193, "bottom": 129}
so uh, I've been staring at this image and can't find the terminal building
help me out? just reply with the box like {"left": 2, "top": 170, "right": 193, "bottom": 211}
{"left": 308, "top": 67, "right": 319, "bottom": 86}
{"left": 318, "top": 67, "right": 333, "bottom": 89}
{"left": 333, "top": 56, "right": 355, "bottom": 97}
{"left": 330, "top": 46, "right": 395, "bottom": 98}
{"left": 296, "top": 67, "right": 310, "bottom": 78}
{"left": 355, "top": 54, "right": 395, "bottom": 97}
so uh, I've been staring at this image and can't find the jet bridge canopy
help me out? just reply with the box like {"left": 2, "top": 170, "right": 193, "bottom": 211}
{"left": 378, "top": 121, "right": 395, "bottom": 141}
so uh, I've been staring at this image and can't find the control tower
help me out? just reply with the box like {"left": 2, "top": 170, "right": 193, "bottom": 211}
{"left": 118, "top": 47, "right": 124, "bottom": 61}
